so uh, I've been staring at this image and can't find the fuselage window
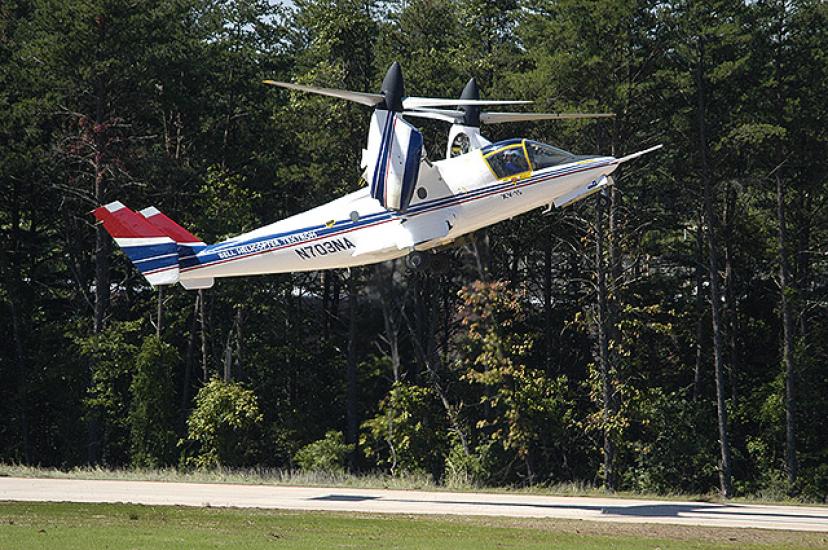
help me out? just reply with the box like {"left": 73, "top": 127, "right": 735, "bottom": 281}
{"left": 526, "top": 141, "right": 575, "bottom": 171}
{"left": 485, "top": 146, "right": 530, "bottom": 179}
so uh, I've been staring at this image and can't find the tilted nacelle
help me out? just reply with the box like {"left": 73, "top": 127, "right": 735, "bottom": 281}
{"left": 361, "top": 110, "right": 423, "bottom": 212}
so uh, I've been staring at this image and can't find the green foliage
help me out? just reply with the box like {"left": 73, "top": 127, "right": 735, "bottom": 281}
{"left": 443, "top": 436, "right": 496, "bottom": 488}
{"left": 1, "top": 0, "right": 827, "bottom": 502}
{"left": 629, "top": 391, "right": 718, "bottom": 494}
{"left": 78, "top": 320, "right": 144, "bottom": 465}
{"left": 128, "top": 335, "right": 179, "bottom": 468}
{"left": 197, "top": 166, "right": 261, "bottom": 240}
{"left": 181, "top": 379, "right": 264, "bottom": 469}
{"left": 361, "top": 382, "right": 445, "bottom": 476}
{"left": 453, "top": 281, "right": 575, "bottom": 482}
{"left": 294, "top": 430, "right": 353, "bottom": 473}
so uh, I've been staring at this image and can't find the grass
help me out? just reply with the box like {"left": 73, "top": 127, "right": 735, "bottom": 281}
{"left": 2, "top": 463, "right": 825, "bottom": 507}
{"left": 1, "top": 502, "right": 827, "bottom": 550}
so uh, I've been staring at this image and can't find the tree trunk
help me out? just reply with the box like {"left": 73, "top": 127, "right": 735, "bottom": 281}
{"left": 156, "top": 286, "right": 163, "bottom": 338}
{"left": 776, "top": 173, "right": 797, "bottom": 486}
{"left": 595, "top": 192, "right": 616, "bottom": 492}
{"left": 322, "top": 270, "right": 331, "bottom": 340}
{"left": 693, "top": 211, "right": 706, "bottom": 401}
{"left": 376, "top": 262, "right": 401, "bottom": 382}
{"left": 723, "top": 183, "right": 738, "bottom": 404}
{"left": 696, "top": 39, "right": 734, "bottom": 498}
{"left": 223, "top": 329, "right": 233, "bottom": 382}
{"left": 88, "top": 71, "right": 109, "bottom": 464}
{"left": 180, "top": 293, "right": 199, "bottom": 429}
{"left": 234, "top": 306, "right": 244, "bottom": 379}
{"left": 10, "top": 299, "right": 31, "bottom": 463}
{"left": 471, "top": 230, "right": 491, "bottom": 281}
{"left": 199, "top": 289, "right": 209, "bottom": 381}
{"left": 543, "top": 238, "right": 553, "bottom": 372}
{"left": 794, "top": 189, "right": 811, "bottom": 337}
{"left": 8, "top": 185, "right": 31, "bottom": 463}
{"left": 346, "top": 270, "right": 359, "bottom": 470}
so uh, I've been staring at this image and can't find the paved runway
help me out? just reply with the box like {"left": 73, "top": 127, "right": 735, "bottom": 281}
{"left": 2, "top": 477, "right": 827, "bottom": 532}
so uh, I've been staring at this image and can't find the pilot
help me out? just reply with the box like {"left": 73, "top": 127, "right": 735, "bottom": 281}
{"left": 503, "top": 149, "right": 524, "bottom": 174}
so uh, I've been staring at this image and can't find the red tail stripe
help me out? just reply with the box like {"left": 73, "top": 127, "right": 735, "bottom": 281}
{"left": 142, "top": 210, "right": 202, "bottom": 243}
{"left": 93, "top": 203, "right": 167, "bottom": 239}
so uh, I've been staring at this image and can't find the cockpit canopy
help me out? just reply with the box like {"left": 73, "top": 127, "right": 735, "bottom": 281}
{"left": 481, "top": 139, "right": 577, "bottom": 180}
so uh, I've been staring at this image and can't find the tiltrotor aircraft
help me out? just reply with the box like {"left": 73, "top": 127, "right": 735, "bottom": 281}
{"left": 94, "top": 62, "right": 661, "bottom": 289}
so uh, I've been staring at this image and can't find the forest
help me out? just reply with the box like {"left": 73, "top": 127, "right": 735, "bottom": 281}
{"left": 0, "top": 0, "right": 826, "bottom": 501}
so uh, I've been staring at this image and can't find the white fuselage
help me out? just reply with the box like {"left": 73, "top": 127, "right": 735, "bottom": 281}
{"left": 178, "top": 150, "right": 618, "bottom": 284}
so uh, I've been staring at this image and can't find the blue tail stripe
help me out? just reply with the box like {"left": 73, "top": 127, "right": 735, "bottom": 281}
{"left": 121, "top": 243, "right": 178, "bottom": 262}
{"left": 120, "top": 242, "right": 179, "bottom": 273}
{"left": 133, "top": 255, "right": 178, "bottom": 274}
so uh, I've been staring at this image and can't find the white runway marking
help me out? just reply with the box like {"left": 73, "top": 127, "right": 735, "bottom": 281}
{"left": 1, "top": 477, "right": 827, "bottom": 532}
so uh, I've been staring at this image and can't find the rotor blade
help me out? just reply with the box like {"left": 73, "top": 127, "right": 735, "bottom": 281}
{"left": 402, "top": 97, "right": 532, "bottom": 109}
{"left": 480, "top": 112, "right": 615, "bottom": 124}
{"left": 263, "top": 80, "right": 385, "bottom": 107}
{"left": 402, "top": 110, "right": 462, "bottom": 123}
{"left": 615, "top": 144, "right": 663, "bottom": 164}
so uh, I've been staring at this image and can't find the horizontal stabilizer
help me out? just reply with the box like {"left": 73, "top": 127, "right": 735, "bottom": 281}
{"left": 180, "top": 277, "right": 214, "bottom": 290}
{"left": 93, "top": 202, "right": 179, "bottom": 286}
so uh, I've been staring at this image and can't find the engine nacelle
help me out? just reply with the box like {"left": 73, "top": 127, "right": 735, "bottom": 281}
{"left": 446, "top": 124, "right": 492, "bottom": 159}
{"left": 362, "top": 110, "right": 423, "bottom": 212}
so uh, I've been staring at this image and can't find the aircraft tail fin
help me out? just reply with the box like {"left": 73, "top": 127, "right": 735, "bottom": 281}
{"left": 138, "top": 206, "right": 204, "bottom": 246}
{"left": 138, "top": 207, "right": 213, "bottom": 289}
{"left": 93, "top": 201, "right": 180, "bottom": 286}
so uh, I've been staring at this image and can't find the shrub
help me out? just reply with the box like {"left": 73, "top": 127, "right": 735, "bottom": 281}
{"left": 294, "top": 431, "right": 353, "bottom": 473}
{"left": 128, "top": 335, "right": 178, "bottom": 467}
{"left": 181, "top": 379, "right": 263, "bottom": 469}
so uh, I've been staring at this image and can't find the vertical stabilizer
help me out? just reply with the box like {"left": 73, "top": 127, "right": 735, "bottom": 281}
{"left": 93, "top": 202, "right": 180, "bottom": 286}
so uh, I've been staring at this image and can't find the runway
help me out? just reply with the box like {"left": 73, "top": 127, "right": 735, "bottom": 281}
{"left": 2, "top": 477, "right": 827, "bottom": 532}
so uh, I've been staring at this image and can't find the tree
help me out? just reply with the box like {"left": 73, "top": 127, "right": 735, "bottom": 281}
{"left": 361, "top": 381, "right": 446, "bottom": 476}
{"left": 78, "top": 320, "right": 143, "bottom": 466}
{"left": 454, "top": 280, "right": 572, "bottom": 483}
{"left": 128, "top": 335, "right": 178, "bottom": 467}
{"left": 181, "top": 379, "right": 264, "bottom": 468}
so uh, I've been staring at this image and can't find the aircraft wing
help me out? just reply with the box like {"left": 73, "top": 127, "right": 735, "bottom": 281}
{"left": 351, "top": 215, "right": 452, "bottom": 258}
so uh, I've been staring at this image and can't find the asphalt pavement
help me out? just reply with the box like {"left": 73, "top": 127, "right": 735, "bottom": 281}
{"left": 2, "top": 477, "right": 827, "bottom": 532}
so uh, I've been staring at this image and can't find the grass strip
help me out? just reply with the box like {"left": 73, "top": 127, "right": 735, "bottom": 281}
{"left": 1, "top": 502, "right": 827, "bottom": 550}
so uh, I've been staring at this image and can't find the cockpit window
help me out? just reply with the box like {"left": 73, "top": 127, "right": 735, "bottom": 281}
{"left": 484, "top": 145, "right": 531, "bottom": 179}
{"left": 525, "top": 141, "right": 575, "bottom": 170}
